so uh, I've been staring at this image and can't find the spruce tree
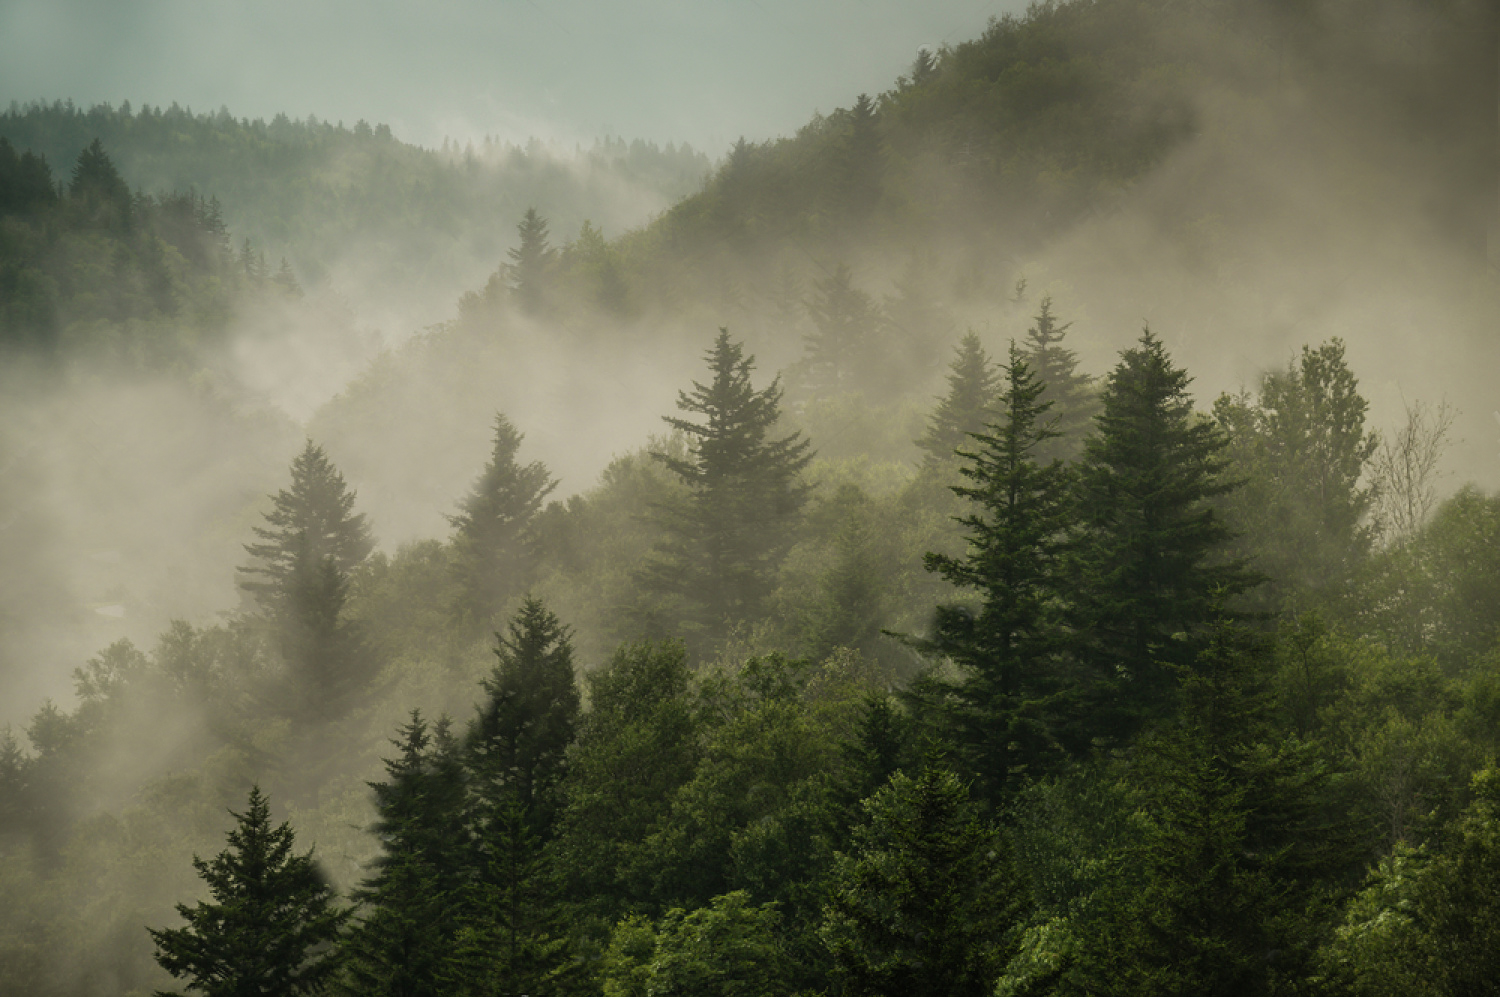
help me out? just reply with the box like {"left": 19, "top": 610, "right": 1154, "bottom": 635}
{"left": 804, "top": 264, "right": 885, "bottom": 393}
{"left": 150, "top": 786, "right": 349, "bottom": 997}
{"left": 915, "top": 331, "right": 999, "bottom": 467}
{"left": 447, "top": 414, "right": 557, "bottom": 627}
{"left": 239, "top": 441, "right": 374, "bottom": 722}
{"left": 342, "top": 713, "right": 468, "bottom": 997}
{"left": 819, "top": 768, "right": 1026, "bottom": 997}
{"left": 506, "top": 207, "right": 555, "bottom": 314}
{"left": 465, "top": 596, "right": 579, "bottom": 835}
{"left": 1022, "top": 296, "right": 1096, "bottom": 462}
{"left": 923, "top": 344, "right": 1078, "bottom": 797}
{"left": 643, "top": 329, "right": 812, "bottom": 646}
{"left": 1074, "top": 330, "right": 1253, "bottom": 740}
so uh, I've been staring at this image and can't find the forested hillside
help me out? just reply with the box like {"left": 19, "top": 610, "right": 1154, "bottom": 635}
{"left": 0, "top": 100, "right": 710, "bottom": 331}
{"left": 1, "top": 0, "right": 1498, "bottom": 994}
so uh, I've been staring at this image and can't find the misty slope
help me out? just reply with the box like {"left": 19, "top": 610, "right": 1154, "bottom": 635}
{"left": 0, "top": 101, "right": 711, "bottom": 333}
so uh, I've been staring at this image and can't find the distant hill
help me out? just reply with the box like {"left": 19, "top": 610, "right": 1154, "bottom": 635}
{"left": 0, "top": 100, "right": 711, "bottom": 333}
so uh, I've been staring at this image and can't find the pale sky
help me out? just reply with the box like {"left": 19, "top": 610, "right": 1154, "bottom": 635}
{"left": 0, "top": 0, "right": 1025, "bottom": 155}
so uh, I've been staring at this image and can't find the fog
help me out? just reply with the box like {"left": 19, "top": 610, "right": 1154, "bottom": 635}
{"left": 0, "top": 0, "right": 1495, "bottom": 991}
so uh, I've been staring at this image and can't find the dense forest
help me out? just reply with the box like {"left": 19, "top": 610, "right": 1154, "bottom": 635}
{"left": 1, "top": 0, "right": 1499, "bottom": 994}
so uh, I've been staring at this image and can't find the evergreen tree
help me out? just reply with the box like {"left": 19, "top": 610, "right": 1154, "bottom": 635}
{"left": 554, "top": 641, "right": 700, "bottom": 916}
{"left": 465, "top": 596, "right": 580, "bottom": 836}
{"left": 803, "top": 264, "right": 886, "bottom": 394}
{"left": 1075, "top": 330, "right": 1254, "bottom": 740}
{"left": 915, "top": 331, "right": 999, "bottom": 467}
{"left": 239, "top": 441, "right": 374, "bottom": 722}
{"left": 342, "top": 713, "right": 468, "bottom": 997}
{"left": 1022, "top": 296, "right": 1096, "bottom": 462}
{"left": 839, "top": 94, "right": 884, "bottom": 219}
{"left": 1058, "top": 624, "right": 1341, "bottom": 997}
{"left": 149, "top": 786, "right": 350, "bottom": 997}
{"left": 506, "top": 207, "right": 555, "bottom": 314}
{"left": 643, "top": 329, "right": 812, "bottom": 646}
{"left": 819, "top": 767, "right": 1026, "bottom": 997}
{"left": 447, "top": 414, "right": 557, "bottom": 626}
{"left": 67, "top": 137, "right": 132, "bottom": 227}
{"left": 922, "top": 344, "right": 1078, "bottom": 798}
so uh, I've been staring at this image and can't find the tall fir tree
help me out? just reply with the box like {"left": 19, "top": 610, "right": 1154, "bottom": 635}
{"left": 803, "top": 264, "right": 886, "bottom": 394}
{"left": 447, "top": 414, "right": 557, "bottom": 627}
{"left": 342, "top": 713, "right": 469, "bottom": 997}
{"left": 239, "top": 441, "right": 374, "bottom": 722}
{"left": 915, "top": 331, "right": 1000, "bottom": 468}
{"left": 1075, "top": 330, "right": 1254, "bottom": 741}
{"left": 1022, "top": 295, "right": 1097, "bottom": 463}
{"left": 506, "top": 207, "right": 556, "bottom": 314}
{"left": 642, "top": 329, "right": 812, "bottom": 647}
{"left": 150, "top": 786, "right": 350, "bottom": 997}
{"left": 922, "top": 344, "right": 1079, "bottom": 798}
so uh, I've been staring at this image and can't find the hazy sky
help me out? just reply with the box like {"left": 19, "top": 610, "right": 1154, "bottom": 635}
{"left": 0, "top": 0, "right": 1023, "bottom": 155}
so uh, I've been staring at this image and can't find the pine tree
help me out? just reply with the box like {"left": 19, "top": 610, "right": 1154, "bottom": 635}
{"left": 342, "top": 714, "right": 469, "bottom": 997}
{"left": 804, "top": 265, "right": 885, "bottom": 394}
{"left": 819, "top": 768, "right": 1026, "bottom": 997}
{"left": 447, "top": 415, "right": 557, "bottom": 627}
{"left": 1074, "top": 330, "right": 1254, "bottom": 740}
{"left": 149, "top": 786, "right": 349, "bottom": 997}
{"left": 643, "top": 329, "right": 812, "bottom": 646}
{"left": 922, "top": 344, "right": 1079, "bottom": 797}
{"left": 506, "top": 207, "right": 555, "bottom": 314}
{"left": 239, "top": 441, "right": 374, "bottom": 722}
{"left": 1022, "top": 296, "right": 1096, "bottom": 462}
{"left": 915, "top": 331, "right": 999, "bottom": 467}
{"left": 1058, "top": 624, "right": 1341, "bottom": 997}
{"left": 68, "top": 137, "right": 131, "bottom": 227}
{"left": 839, "top": 94, "right": 884, "bottom": 219}
{"left": 465, "top": 597, "right": 579, "bottom": 836}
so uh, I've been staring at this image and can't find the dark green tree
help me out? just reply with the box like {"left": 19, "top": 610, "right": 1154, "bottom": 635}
{"left": 839, "top": 93, "right": 884, "bottom": 219}
{"left": 643, "top": 329, "right": 812, "bottom": 646}
{"left": 915, "top": 331, "right": 999, "bottom": 467}
{"left": 465, "top": 596, "right": 580, "bottom": 835}
{"left": 1021, "top": 296, "right": 1096, "bottom": 462}
{"left": 342, "top": 713, "right": 469, "bottom": 997}
{"left": 819, "top": 767, "right": 1026, "bottom": 997}
{"left": 149, "top": 786, "right": 350, "bottom": 997}
{"left": 1075, "top": 330, "right": 1254, "bottom": 740}
{"left": 68, "top": 137, "right": 132, "bottom": 228}
{"left": 447, "top": 415, "right": 557, "bottom": 626}
{"left": 554, "top": 641, "right": 700, "bottom": 916}
{"left": 1058, "top": 624, "right": 1342, "bottom": 997}
{"left": 922, "top": 344, "right": 1078, "bottom": 798}
{"left": 506, "top": 207, "right": 556, "bottom": 314}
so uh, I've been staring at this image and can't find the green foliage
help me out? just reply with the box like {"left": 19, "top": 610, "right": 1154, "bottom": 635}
{"left": 1021, "top": 296, "right": 1096, "bottom": 463}
{"left": 920, "top": 344, "right": 1079, "bottom": 798}
{"left": 1075, "top": 329, "right": 1254, "bottom": 740}
{"left": 820, "top": 767, "right": 1025, "bottom": 997}
{"left": 506, "top": 207, "right": 557, "bottom": 314}
{"left": 555, "top": 641, "right": 700, "bottom": 915}
{"left": 915, "top": 330, "right": 999, "bottom": 467}
{"left": 600, "top": 891, "right": 786, "bottom": 997}
{"left": 1216, "top": 339, "right": 1378, "bottom": 606}
{"left": 641, "top": 330, "right": 812, "bottom": 648}
{"left": 446, "top": 414, "right": 557, "bottom": 627}
{"left": 239, "top": 441, "right": 375, "bottom": 724}
{"left": 149, "top": 786, "right": 350, "bottom": 997}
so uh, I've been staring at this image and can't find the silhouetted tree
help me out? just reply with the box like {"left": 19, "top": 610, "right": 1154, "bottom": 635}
{"left": 916, "top": 331, "right": 999, "bottom": 467}
{"left": 447, "top": 415, "right": 556, "bottom": 626}
{"left": 1022, "top": 296, "right": 1096, "bottom": 462}
{"left": 643, "top": 330, "right": 812, "bottom": 645}
{"left": 150, "top": 786, "right": 349, "bottom": 997}
{"left": 506, "top": 207, "right": 555, "bottom": 313}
